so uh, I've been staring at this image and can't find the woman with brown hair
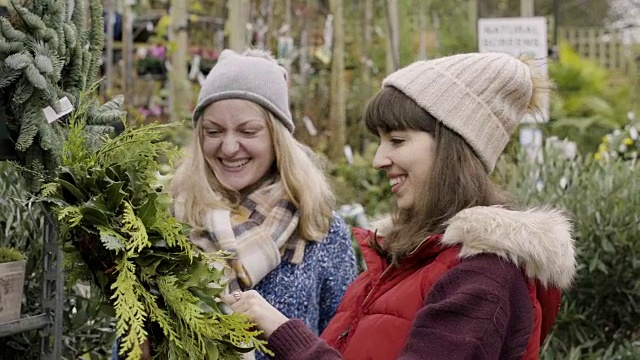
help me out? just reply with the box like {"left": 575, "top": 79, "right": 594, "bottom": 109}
{"left": 225, "top": 52, "right": 577, "bottom": 360}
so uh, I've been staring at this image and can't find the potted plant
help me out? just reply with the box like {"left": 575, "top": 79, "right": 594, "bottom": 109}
{"left": 0, "top": 246, "right": 26, "bottom": 323}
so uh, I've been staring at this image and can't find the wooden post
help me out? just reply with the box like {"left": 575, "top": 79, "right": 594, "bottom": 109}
{"left": 469, "top": 0, "right": 478, "bottom": 51}
{"left": 104, "top": 0, "right": 115, "bottom": 95}
{"left": 169, "top": 0, "right": 191, "bottom": 122}
{"left": 329, "top": 0, "right": 346, "bottom": 161}
{"left": 122, "top": 2, "right": 134, "bottom": 103}
{"left": 520, "top": 0, "right": 534, "bottom": 17}
{"left": 386, "top": 0, "right": 400, "bottom": 72}
{"left": 228, "top": 0, "right": 249, "bottom": 51}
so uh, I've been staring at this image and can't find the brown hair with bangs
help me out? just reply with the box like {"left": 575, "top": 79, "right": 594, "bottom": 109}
{"left": 365, "top": 86, "right": 512, "bottom": 264}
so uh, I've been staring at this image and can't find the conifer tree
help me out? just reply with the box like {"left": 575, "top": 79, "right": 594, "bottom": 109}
{"left": 0, "top": 0, "right": 124, "bottom": 191}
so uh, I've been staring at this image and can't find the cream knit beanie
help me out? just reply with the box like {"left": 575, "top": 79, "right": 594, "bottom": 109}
{"left": 193, "top": 49, "right": 294, "bottom": 133}
{"left": 383, "top": 52, "right": 544, "bottom": 172}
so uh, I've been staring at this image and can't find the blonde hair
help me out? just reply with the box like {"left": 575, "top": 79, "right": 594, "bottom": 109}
{"left": 170, "top": 101, "right": 335, "bottom": 240}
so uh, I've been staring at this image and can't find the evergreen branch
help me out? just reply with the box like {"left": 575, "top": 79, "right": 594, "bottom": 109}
{"left": 71, "top": 0, "right": 85, "bottom": 34}
{"left": 12, "top": 77, "right": 34, "bottom": 107}
{"left": 40, "top": 182, "right": 60, "bottom": 198}
{"left": 122, "top": 202, "right": 152, "bottom": 254}
{"left": 0, "top": 38, "right": 23, "bottom": 54}
{"left": 111, "top": 257, "right": 148, "bottom": 360}
{"left": 97, "top": 226, "right": 126, "bottom": 253}
{"left": 25, "top": 63, "right": 47, "bottom": 90}
{"left": 0, "top": 17, "right": 26, "bottom": 42}
{"left": 63, "top": 23, "right": 76, "bottom": 53}
{"left": 34, "top": 54, "right": 54, "bottom": 74}
{"left": 86, "top": 0, "right": 104, "bottom": 86}
{"left": 15, "top": 115, "right": 39, "bottom": 151}
{"left": 10, "top": 0, "right": 47, "bottom": 31}
{"left": 5, "top": 52, "right": 32, "bottom": 70}
{"left": 0, "top": 65, "right": 21, "bottom": 88}
{"left": 57, "top": 206, "right": 83, "bottom": 227}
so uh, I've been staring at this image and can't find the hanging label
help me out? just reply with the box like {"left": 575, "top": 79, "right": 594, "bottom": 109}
{"left": 42, "top": 97, "right": 73, "bottom": 124}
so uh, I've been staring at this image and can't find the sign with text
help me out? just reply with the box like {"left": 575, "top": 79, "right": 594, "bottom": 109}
{"left": 478, "top": 17, "right": 549, "bottom": 123}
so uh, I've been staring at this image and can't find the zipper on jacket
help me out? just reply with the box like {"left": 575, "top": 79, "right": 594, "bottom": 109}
{"left": 337, "top": 325, "right": 351, "bottom": 342}
{"left": 362, "top": 264, "right": 394, "bottom": 306}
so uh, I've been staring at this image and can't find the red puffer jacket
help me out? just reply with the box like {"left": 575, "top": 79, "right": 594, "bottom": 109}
{"left": 318, "top": 206, "right": 574, "bottom": 360}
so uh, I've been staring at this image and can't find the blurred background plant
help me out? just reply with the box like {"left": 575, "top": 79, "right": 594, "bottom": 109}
{"left": 0, "top": 162, "right": 115, "bottom": 360}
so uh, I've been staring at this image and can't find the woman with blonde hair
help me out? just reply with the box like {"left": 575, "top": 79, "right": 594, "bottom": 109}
{"left": 224, "top": 52, "right": 577, "bottom": 360}
{"left": 170, "top": 49, "right": 357, "bottom": 360}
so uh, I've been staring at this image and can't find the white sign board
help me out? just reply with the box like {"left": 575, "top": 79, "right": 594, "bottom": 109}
{"left": 478, "top": 17, "right": 549, "bottom": 123}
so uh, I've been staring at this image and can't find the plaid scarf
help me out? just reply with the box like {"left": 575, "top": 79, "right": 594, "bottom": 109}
{"left": 185, "top": 178, "right": 306, "bottom": 292}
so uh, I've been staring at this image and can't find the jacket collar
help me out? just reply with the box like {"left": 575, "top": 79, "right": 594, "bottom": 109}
{"left": 359, "top": 206, "right": 576, "bottom": 289}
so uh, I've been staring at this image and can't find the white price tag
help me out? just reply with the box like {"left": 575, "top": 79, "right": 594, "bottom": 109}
{"left": 42, "top": 97, "right": 73, "bottom": 124}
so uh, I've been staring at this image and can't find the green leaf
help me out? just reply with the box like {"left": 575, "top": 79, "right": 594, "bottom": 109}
{"left": 205, "top": 340, "right": 219, "bottom": 360}
{"left": 79, "top": 197, "right": 112, "bottom": 227}
{"left": 59, "top": 178, "right": 87, "bottom": 203}
{"left": 105, "top": 181, "right": 127, "bottom": 211}
{"left": 137, "top": 192, "right": 158, "bottom": 227}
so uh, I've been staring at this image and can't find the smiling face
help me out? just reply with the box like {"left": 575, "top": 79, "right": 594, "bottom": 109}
{"left": 200, "top": 99, "right": 276, "bottom": 192}
{"left": 373, "top": 129, "right": 436, "bottom": 210}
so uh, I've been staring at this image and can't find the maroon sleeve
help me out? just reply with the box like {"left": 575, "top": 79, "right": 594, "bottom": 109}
{"left": 267, "top": 319, "right": 344, "bottom": 360}
{"left": 398, "top": 254, "right": 534, "bottom": 360}
{"left": 267, "top": 254, "right": 533, "bottom": 360}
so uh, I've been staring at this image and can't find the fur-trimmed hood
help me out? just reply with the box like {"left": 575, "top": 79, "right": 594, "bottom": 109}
{"left": 441, "top": 206, "right": 576, "bottom": 289}
{"left": 369, "top": 206, "right": 576, "bottom": 289}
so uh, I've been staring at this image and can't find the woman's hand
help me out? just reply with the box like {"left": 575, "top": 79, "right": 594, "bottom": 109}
{"left": 223, "top": 290, "right": 290, "bottom": 338}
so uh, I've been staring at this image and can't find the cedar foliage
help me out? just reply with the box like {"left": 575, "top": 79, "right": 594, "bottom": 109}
{"left": 39, "top": 93, "right": 268, "bottom": 360}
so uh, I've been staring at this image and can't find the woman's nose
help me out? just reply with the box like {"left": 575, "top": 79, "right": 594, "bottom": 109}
{"left": 220, "top": 135, "right": 240, "bottom": 156}
{"left": 372, "top": 144, "right": 391, "bottom": 170}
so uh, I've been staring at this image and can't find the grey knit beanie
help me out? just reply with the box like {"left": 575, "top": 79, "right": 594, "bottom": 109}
{"left": 193, "top": 49, "right": 294, "bottom": 133}
{"left": 383, "top": 52, "right": 541, "bottom": 172}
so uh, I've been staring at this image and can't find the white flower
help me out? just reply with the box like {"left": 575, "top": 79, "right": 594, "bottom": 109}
{"left": 559, "top": 177, "right": 568, "bottom": 189}
{"left": 619, "top": 144, "right": 627, "bottom": 153}
{"left": 629, "top": 126, "right": 639, "bottom": 140}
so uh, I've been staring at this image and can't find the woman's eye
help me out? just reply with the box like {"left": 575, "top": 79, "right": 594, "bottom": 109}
{"left": 390, "top": 138, "right": 404, "bottom": 145}
{"left": 204, "top": 129, "right": 221, "bottom": 136}
{"left": 241, "top": 129, "right": 259, "bottom": 135}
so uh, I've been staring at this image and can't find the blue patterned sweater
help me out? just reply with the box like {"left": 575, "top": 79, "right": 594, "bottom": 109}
{"left": 253, "top": 215, "right": 357, "bottom": 360}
